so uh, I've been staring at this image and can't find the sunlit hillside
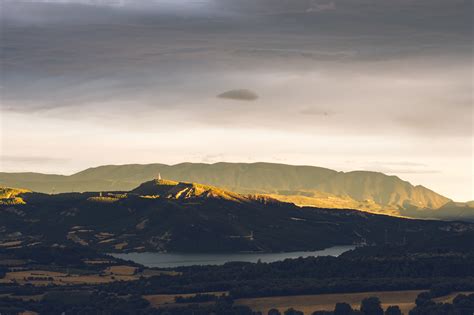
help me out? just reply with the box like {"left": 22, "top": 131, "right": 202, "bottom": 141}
{"left": 0, "top": 163, "right": 452, "bottom": 216}
{"left": 0, "top": 187, "right": 30, "bottom": 205}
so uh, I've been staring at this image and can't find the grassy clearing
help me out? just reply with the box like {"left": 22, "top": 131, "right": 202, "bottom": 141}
{"left": 144, "top": 291, "right": 228, "bottom": 307}
{"left": 144, "top": 290, "right": 473, "bottom": 313}
{"left": 0, "top": 270, "right": 137, "bottom": 286}
{"left": 0, "top": 265, "right": 178, "bottom": 286}
{"left": 104, "top": 265, "right": 137, "bottom": 276}
{"left": 235, "top": 290, "right": 424, "bottom": 315}
{"left": 433, "top": 291, "right": 474, "bottom": 304}
{"left": 235, "top": 290, "right": 474, "bottom": 314}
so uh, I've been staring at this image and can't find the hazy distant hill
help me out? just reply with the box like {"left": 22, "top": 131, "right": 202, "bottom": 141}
{"left": 0, "top": 162, "right": 455, "bottom": 217}
{"left": 1, "top": 179, "right": 472, "bottom": 253}
{"left": 400, "top": 201, "right": 474, "bottom": 222}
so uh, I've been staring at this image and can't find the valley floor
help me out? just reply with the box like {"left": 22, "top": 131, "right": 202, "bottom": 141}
{"left": 207, "top": 290, "right": 473, "bottom": 315}
{"left": 144, "top": 290, "right": 474, "bottom": 314}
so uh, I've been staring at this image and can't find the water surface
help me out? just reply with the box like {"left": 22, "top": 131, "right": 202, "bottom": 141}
{"left": 111, "top": 245, "right": 356, "bottom": 268}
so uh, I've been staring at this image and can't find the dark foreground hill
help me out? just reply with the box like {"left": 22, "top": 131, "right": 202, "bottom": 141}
{"left": 1, "top": 162, "right": 467, "bottom": 220}
{"left": 1, "top": 180, "right": 473, "bottom": 253}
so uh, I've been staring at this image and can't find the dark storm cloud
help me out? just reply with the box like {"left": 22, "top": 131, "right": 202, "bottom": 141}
{"left": 217, "top": 89, "right": 258, "bottom": 101}
{"left": 0, "top": 0, "right": 471, "bottom": 136}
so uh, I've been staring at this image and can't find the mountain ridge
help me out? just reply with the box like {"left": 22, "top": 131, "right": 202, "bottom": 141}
{"left": 1, "top": 179, "right": 473, "bottom": 253}
{"left": 0, "top": 162, "right": 456, "bottom": 219}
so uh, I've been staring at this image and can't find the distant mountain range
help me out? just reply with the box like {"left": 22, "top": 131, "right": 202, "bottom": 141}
{"left": 1, "top": 162, "right": 472, "bottom": 220}
{"left": 1, "top": 179, "right": 473, "bottom": 253}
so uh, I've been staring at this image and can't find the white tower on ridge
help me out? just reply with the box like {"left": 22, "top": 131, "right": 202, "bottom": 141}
{"left": 157, "top": 173, "right": 162, "bottom": 180}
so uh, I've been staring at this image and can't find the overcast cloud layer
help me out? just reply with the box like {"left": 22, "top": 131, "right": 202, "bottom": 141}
{"left": 0, "top": 0, "right": 472, "bottom": 200}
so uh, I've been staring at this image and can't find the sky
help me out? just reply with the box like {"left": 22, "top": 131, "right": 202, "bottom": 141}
{"left": 0, "top": 0, "right": 472, "bottom": 201}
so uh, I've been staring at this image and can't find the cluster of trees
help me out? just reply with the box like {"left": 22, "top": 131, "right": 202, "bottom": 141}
{"left": 266, "top": 297, "right": 402, "bottom": 315}
{"left": 96, "top": 251, "right": 474, "bottom": 298}
{"left": 0, "top": 294, "right": 252, "bottom": 315}
{"left": 0, "top": 246, "right": 132, "bottom": 271}
{"left": 2, "top": 245, "right": 474, "bottom": 314}
{"left": 160, "top": 294, "right": 474, "bottom": 315}
{"left": 5, "top": 293, "right": 472, "bottom": 315}
{"left": 410, "top": 292, "right": 474, "bottom": 315}
{"left": 171, "top": 247, "right": 474, "bottom": 282}
{"left": 3, "top": 245, "right": 474, "bottom": 302}
{"left": 175, "top": 293, "right": 219, "bottom": 303}
{"left": 0, "top": 291, "right": 151, "bottom": 314}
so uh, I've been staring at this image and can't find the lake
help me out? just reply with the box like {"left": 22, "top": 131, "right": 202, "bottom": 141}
{"left": 110, "top": 245, "right": 356, "bottom": 268}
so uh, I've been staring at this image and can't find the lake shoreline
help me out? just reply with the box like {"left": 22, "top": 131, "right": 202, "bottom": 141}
{"left": 109, "top": 245, "right": 356, "bottom": 268}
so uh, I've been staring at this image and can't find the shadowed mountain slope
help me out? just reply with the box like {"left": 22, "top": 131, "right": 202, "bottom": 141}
{"left": 1, "top": 180, "right": 473, "bottom": 253}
